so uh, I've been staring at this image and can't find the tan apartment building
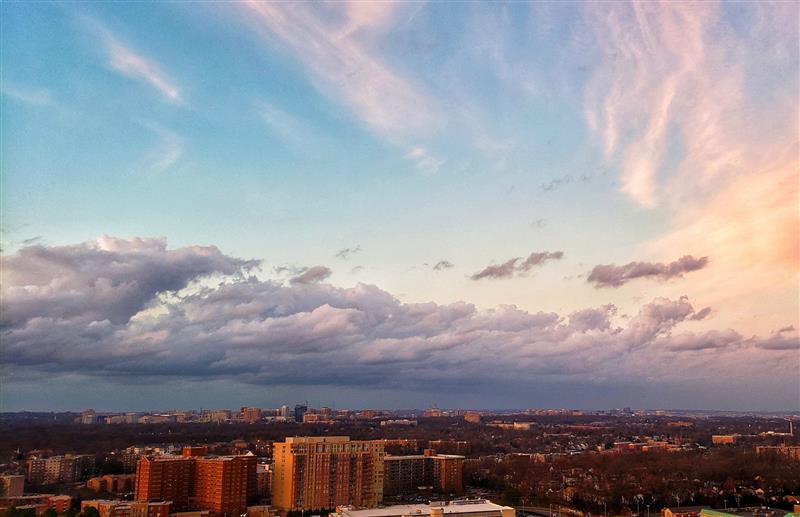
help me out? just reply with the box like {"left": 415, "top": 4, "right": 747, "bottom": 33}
{"left": 271, "top": 437, "right": 384, "bottom": 512}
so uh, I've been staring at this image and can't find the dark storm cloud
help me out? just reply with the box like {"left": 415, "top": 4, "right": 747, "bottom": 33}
{"left": 433, "top": 260, "right": 454, "bottom": 271}
{"left": 1, "top": 235, "right": 257, "bottom": 327}
{"left": 1, "top": 237, "right": 794, "bottom": 396}
{"left": 586, "top": 255, "right": 709, "bottom": 288}
{"left": 289, "top": 265, "right": 332, "bottom": 284}
{"left": 471, "top": 251, "right": 563, "bottom": 280}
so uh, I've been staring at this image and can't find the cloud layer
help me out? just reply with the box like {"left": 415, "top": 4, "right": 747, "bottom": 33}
{"left": 472, "top": 251, "right": 564, "bottom": 280}
{"left": 2, "top": 237, "right": 796, "bottom": 402}
{"left": 587, "top": 255, "right": 709, "bottom": 288}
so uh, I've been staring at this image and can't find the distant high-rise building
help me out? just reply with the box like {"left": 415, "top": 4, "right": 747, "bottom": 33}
{"left": 241, "top": 407, "right": 262, "bottom": 424}
{"left": 81, "top": 409, "right": 97, "bottom": 424}
{"left": 463, "top": 412, "right": 481, "bottom": 424}
{"left": 26, "top": 458, "right": 46, "bottom": 484}
{"left": 182, "top": 446, "right": 208, "bottom": 457}
{"left": 293, "top": 404, "right": 307, "bottom": 423}
{"left": 279, "top": 406, "right": 290, "bottom": 419}
{"left": 271, "top": 436, "right": 384, "bottom": 512}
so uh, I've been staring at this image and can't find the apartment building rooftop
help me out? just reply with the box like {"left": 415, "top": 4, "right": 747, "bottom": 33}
{"left": 331, "top": 500, "right": 514, "bottom": 517}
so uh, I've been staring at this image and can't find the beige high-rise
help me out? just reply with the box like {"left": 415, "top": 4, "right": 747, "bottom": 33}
{"left": 271, "top": 437, "right": 383, "bottom": 512}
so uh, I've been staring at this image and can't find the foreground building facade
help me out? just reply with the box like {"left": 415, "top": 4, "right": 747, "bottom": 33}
{"left": 134, "top": 451, "right": 256, "bottom": 515}
{"left": 271, "top": 437, "right": 384, "bottom": 512}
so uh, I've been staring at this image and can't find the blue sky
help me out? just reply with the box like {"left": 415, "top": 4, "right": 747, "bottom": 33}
{"left": 1, "top": 2, "right": 798, "bottom": 411}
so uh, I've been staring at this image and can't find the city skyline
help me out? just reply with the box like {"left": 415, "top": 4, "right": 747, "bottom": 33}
{"left": 1, "top": 2, "right": 798, "bottom": 412}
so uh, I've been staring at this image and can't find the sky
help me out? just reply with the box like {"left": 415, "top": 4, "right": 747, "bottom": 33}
{"left": 1, "top": 1, "right": 798, "bottom": 412}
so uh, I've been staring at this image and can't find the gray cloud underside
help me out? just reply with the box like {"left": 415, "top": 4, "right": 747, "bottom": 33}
{"left": 471, "top": 251, "right": 564, "bottom": 280}
{"left": 1, "top": 238, "right": 796, "bottom": 391}
{"left": 587, "top": 255, "right": 709, "bottom": 288}
{"left": 290, "top": 265, "right": 332, "bottom": 284}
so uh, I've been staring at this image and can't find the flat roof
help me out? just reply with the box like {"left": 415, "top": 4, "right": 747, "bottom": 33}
{"left": 334, "top": 501, "right": 512, "bottom": 517}
{"left": 284, "top": 436, "right": 351, "bottom": 444}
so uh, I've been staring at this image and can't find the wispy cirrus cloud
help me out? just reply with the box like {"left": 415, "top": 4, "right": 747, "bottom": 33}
{"left": 587, "top": 255, "right": 709, "bottom": 288}
{"left": 471, "top": 251, "right": 564, "bottom": 280}
{"left": 584, "top": 2, "right": 796, "bottom": 208}
{"left": 583, "top": 2, "right": 798, "bottom": 332}
{"left": 88, "top": 19, "right": 182, "bottom": 103}
{"left": 136, "top": 122, "right": 184, "bottom": 175}
{"left": 240, "top": 1, "right": 443, "bottom": 171}
{"left": 406, "top": 147, "right": 446, "bottom": 174}
{"left": 1, "top": 83, "right": 55, "bottom": 107}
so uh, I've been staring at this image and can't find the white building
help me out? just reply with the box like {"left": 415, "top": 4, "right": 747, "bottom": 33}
{"left": 331, "top": 500, "right": 515, "bottom": 517}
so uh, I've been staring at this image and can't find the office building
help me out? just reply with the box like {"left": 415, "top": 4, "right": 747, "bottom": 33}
{"left": 271, "top": 436, "right": 384, "bottom": 512}
{"left": 242, "top": 408, "right": 262, "bottom": 424}
{"left": 293, "top": 405, "right": 307, "bottom": 423}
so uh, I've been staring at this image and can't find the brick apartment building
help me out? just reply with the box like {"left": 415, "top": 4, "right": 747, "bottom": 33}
{"left": 134, "top": 448, "right": 256, "bottom": 516}
{"left": 383, "top": 450, "right": 464, "bottom": 496}
{"left": 0, "top": 494, "right": 72, "bottom": 516}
